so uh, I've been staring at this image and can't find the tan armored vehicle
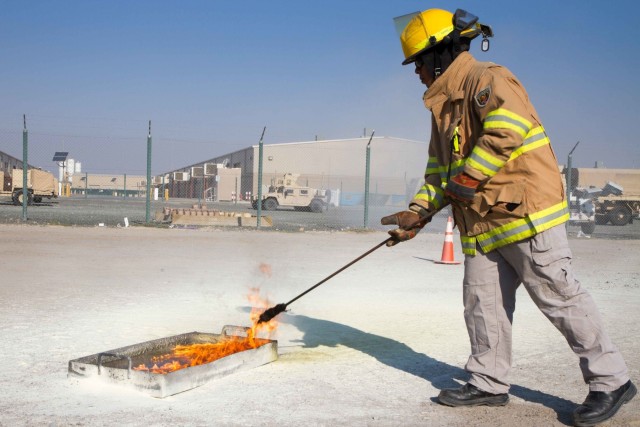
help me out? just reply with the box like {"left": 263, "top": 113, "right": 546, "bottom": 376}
{"left": 1, "top": 168, "right": 58, "bottom": 205}
{"left": 252, "top": 173, "right": 327, "bottom": 213}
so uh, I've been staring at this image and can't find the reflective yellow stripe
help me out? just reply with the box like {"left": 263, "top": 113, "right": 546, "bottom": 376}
{"left": 476, "top": 201, "right": 569, "bottom": 252}
{"left": 425, "top": 157, "right": 439, "bottom": 175}
{"left": 509, "top": 126, "right": 550, "bottom": 161}
{"left": 484, "top": 108, "right": 532, "bottom": 138}
{"left": 466, "top": 146, "right": 505, "bottom": 177}
{"left": 466, "top": 126, "right": 550, "bottom": 178}
{"left": 414, "top": 184, "right": 445, "bottom": 209}
{"left": 445, "top": 159, "right": 465, "bottom": 179}
{"left": 426, "top": 157, "right": 464, "bottom": 184}
{"left": 453, "top": 126, "right": 460, "bottom": 152}
{"left": 461, "top": 236, "right": 476, "bottom": 255}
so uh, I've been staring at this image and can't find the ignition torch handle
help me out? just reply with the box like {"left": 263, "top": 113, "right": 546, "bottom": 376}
{"left": 285, "top": 238, "right": 391, "bottom": 306}
{"left": 285, "top": 209, "right": 440, "bottom": 307}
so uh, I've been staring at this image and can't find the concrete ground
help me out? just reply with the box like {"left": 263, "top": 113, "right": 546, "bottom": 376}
{"left": 0, "top": 224, "right": 638, "bottom": 426}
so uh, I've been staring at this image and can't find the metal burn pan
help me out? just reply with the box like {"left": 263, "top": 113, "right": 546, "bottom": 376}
{"left": 68, "top": 325, "right": 278, "bottom": 398}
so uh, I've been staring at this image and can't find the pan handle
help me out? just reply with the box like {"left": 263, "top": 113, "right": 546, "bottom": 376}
{"left": 221, "top": 325, "right": 250, "bottom": 338}
{"left": 97, "top": 352, "right": 132, "bottom": 379}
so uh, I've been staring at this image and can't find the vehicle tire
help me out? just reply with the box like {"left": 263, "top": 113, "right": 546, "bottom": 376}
{"left": 595, "top": 214, "right": 609, "bottom": 225}
{"left": 580, "top": 222, "right": 596, "bottom": 235}
{"left": 33, "top": 196, "right": 42, "bottom": 203}
{"left": 251, "top": 200, "right": 258, "bottom": 209}
{"left": 309, "top": 199, "right": 324, "bottom": 213}
{"left": 12, "top": 190, "right": 33, "bottom": 206}
{"left": 608, "top": 206, "right": 632, "bottom": 226}
{"left": 262, "top": 198, "right": 278, "bottom": 211}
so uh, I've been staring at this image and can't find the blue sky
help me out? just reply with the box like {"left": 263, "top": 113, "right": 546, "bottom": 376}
{"left": 1, "top": 0, "right": 639, "bottom": 174}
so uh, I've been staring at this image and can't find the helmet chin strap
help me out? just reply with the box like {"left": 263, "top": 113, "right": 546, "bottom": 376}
{"left": 425, "top": 31, "right": 468, "bottom": 80}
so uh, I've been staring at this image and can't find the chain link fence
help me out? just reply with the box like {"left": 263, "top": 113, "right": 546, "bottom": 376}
{"left": 1, "top": 117, "right": 638, "bottom": 239}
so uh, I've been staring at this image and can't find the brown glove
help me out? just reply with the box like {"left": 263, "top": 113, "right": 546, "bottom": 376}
{"left": 381, "top": 206, "right": 428, "bottom": 247}
{"left": 445, "top": 173, "right": 481, "bottom": 204}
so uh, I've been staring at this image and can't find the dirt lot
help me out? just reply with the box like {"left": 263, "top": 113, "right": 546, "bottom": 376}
{"left": 0, "top": 224, "right": 638, "bottom": 426}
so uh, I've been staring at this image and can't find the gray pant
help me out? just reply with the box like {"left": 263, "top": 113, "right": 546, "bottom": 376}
{"left": 463, "top": 224, "right": 629, "bottom": 394}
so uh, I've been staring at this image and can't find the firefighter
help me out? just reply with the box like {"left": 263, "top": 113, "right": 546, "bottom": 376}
{"left": 383, "top": 8, "right": 635, "bottom": 426}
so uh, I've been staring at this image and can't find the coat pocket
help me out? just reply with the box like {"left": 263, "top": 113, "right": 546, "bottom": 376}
{"left": 530, "top": 228, "right": 576, "bottom": 297}
{"left": 470, "top": 181, "right": 525, "bottom": 218}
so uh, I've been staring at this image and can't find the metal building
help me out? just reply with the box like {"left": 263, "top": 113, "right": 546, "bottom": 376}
{"left": 0, "top": 149, "right": 30, "bottom": 173}
{"left": 162, "top": 136, "right": 428, "bottom": 206}
{"left": 70, "top": 173, "right": 149, "bottom": 197}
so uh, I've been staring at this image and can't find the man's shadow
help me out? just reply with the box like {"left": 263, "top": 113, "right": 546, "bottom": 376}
{"left": 261, "top": 311, "right": 576, "bottom": 425}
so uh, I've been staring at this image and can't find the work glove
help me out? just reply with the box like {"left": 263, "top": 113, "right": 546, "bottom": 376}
{"left": 445, "top": 173, "right": 481, "bottom": 204}
{"left": 381, "top": 205, "right": 429, "bottom": 247}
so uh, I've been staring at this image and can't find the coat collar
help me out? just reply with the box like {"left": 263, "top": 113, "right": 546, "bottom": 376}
{"left": 423, "top": 52, "right": 476, "bottom": 110}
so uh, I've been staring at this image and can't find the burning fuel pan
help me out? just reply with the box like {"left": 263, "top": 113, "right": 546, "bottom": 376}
{"left": 68, "top": 325, "right": 278, "bottom": 398}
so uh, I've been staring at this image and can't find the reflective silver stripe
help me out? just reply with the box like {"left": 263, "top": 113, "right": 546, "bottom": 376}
{"left": 483, "top": 109, "right": 532, "bottom": 138}
{"left": 438, "top": 161, "right": 465, "bottom": 184}
{"left": 414, "top": 185, "right": 445, "bottom": 208}
{"left": 524, "top": 128, "right": 546, "bottom": 145}
{"left": 460, "top": 236, "right": 476, "bottom": 255}
{"left": 426, "top": 157, "right": 439, "bottom": 175}
{"left": 508, "top": 127, "right": 549, "bottom": 160}
{"left": 484, "top": 114, "right": 530, "bottom": 135}
{"left": 467, "top": 149, "right": 502, "bottom": 175}
{"left": 477, "top": 202, "right": 569, "bottom": 252}
{"left": 446, "top": 179, "right": 476, "bottom": 200}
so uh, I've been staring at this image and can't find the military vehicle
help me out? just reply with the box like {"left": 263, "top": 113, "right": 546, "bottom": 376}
{"left": 569, "top": 168, "right": 640, "bottom": 226}
{"left": 1, "top": 168, "right": 58, "bottom": 205}
{"left": 252, "top": 173, "right": 328, "bottom": 213}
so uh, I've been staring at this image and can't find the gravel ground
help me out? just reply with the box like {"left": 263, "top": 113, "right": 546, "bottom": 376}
{"left": 0, "top": 223, "right": 637, "bottom": 426}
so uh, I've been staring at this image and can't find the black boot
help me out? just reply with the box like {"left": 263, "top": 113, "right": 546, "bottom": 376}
{"left": 438, "top": 383, "right": 509, "bottom": 407}
{"left": 573, "top": 380, "right": 636, "bottom": 427}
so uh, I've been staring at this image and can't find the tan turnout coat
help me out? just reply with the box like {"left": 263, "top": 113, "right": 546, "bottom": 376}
{"left": 411, "top": 52, "right": 569, "bottom": 254}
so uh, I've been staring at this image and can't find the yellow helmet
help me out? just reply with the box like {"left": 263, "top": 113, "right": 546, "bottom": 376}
{"left": 395, "top": 8, "right": 492, "bottom": 65}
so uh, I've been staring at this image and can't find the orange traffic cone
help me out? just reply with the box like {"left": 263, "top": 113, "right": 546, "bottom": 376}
{"left": 435, "top": 216, "right": 461, "bottom": 265}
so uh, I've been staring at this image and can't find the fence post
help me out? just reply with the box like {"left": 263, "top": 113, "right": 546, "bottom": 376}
{"left": 22, "top": 115, "right": 28, "bottom": 221}
{"left": 363, "top": 130, "right": 375, "bottom": 228}
{"left": 256, "top": 126, "right": 266, "bottom": 229}
{"left": 565, "top": 141, "right": 580, "bottom": 230}
{"left": 85, "top": 172, "right": 88, "bottom": 198}
{"left": 146, "top": 121, "right": 152, "bottom": 223}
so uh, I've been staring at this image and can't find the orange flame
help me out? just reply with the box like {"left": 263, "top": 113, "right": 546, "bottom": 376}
{"left": 133, "top": 285, "right": 279, "bottom": 374}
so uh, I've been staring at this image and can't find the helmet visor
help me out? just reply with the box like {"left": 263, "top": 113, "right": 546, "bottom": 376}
{"left": 393, "top": 12, "right": 420, "bottom": 37}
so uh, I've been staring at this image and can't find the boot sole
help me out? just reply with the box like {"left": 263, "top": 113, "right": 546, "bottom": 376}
{"left": 573, "top": 382, "right": 637, "bottom": 427}
{"left": 438, "top": 394, "right": 509, "bottom": 407}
